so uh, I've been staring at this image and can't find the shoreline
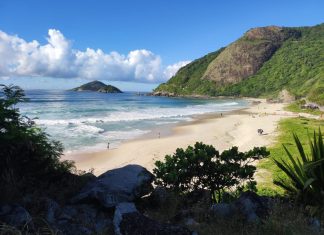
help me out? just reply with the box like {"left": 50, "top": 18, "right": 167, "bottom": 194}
{"left": 64, "top": 99, "right": 297, "bottom": 175}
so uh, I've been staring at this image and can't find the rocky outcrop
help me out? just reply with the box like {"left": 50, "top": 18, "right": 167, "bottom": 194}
{"left": 50, "top": 203, "right": 113, "bottom": 235}
{"left": 278, "top": 89, "right": 295, "bottom": 103}
{"left": 114, "top": 202, "right": 192, "bottom": 235}
{"left": 202, "top": 27, "right": 297, "bottom": 85}
{"left": 151, "top": 91, "right": 177, "bottom": 97}
{"left": 211, "top": 191, "right": 270, "bottom": 223}
{"left": 71, "top": 164, "right": 154, "bottom": 208}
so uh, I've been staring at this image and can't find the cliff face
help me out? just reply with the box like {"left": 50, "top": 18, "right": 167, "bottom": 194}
{"left": 202, "top": 26, "right": 299, "bottom": 85}
{"left": 154, "top": 23, "right": 324, "bottom": 104}
{"left": 71, "top": 81, "right": 122, "bottom": 93}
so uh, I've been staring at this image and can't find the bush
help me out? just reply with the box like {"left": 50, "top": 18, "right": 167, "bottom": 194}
{"left": 153, "top": 142, "right": 269, "bottom": 203}
{"left": 0, "top": 85, "right": 76, "bottom": 202}
{"left": 273, "top": 129, "right": 324, "bottom": 216}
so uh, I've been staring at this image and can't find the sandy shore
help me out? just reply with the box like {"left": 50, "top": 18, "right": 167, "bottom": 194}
{"left": 64, "top": 99, "right": 299, "bottom": 175}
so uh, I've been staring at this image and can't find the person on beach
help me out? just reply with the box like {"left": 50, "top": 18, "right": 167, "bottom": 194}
{"left": 107, "top": 142, "right": 110, "bottom": 149}
{"left": 158, "top": 132, "right": 160, "bottom": 138}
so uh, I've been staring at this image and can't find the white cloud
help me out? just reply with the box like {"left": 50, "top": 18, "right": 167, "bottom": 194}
{"left": 0, "top": 29, "right": 190, "bottom": 83}
{"left": 163, "top": 60, "right": 191, "bottom": 79}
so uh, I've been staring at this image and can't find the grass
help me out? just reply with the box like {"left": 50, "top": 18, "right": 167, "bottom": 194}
{"left": 256, "top": 117, "right": 324, "bottom": 195}
{"left": 285, "top": 102, "right": 323, "bottom": 115}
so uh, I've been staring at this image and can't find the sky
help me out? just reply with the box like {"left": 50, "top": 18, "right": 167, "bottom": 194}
{"left": 0, "top": 0, "right": 323, "bottom": 91}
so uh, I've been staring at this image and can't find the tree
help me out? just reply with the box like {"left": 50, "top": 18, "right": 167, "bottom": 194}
{"left": 153, "top": 142, "right": 269, "bottom": 203}
{"left": 0, "top": 85, "right": 75, "bottom": 201}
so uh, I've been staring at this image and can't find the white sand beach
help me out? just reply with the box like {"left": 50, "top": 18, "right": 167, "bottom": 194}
{"left": 65, "top": 99, "right": 301, "bottom": 175}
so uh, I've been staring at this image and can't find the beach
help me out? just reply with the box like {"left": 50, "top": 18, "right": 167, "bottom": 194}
{"left": 65, "top": 99, "right": 303, "bottom": 175}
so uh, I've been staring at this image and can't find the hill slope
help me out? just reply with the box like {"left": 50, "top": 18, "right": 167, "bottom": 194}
{"left": 154, "top": 24, "right": 324, "bottom": 104}
{"left": 71, "top": 81, "right": 122, "bottom": 93}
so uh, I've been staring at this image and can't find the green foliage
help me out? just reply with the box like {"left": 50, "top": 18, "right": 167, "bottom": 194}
{"left": 155, "top": 24, "right": 324, "bottom": 104}
{"left": 229, "top": 24, "right": 324, "bottom": 100}
{"left": 153, "top": 142, "right": 269, "bottom": 202}
{"left": 154, "top": 49, "right": 224, "bottom": 96}
{"left": 257, "top": 117, "right": 324, "bottom": 194}
{"left": 308, "top": 83, "right": 324, "bottom": 105}
{"left": 273, "top": 129, "right": 324, "bottom": 216}
{"left": 0, "top": 85, "right": 76, "bottom": 202}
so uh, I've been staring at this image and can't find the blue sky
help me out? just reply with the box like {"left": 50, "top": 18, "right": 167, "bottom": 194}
{"left": 0, "top": 0, "right": 323, "bottom": 91}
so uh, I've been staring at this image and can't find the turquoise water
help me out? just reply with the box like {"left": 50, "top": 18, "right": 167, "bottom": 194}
{"left": 20, "top": 90, "right": 248, "bottom": 153}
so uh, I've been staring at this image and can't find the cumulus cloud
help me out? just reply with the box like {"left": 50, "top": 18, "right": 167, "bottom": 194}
{"left": 163, "top": 60, "right": 191, "bottom": 79}
{"left": 0, "top": 29, "right": 190, "bottom": 83}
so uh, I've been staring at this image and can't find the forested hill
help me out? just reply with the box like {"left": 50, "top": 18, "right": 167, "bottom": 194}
{"left": 154, "top": 23, "right": 324, "bottom": 104}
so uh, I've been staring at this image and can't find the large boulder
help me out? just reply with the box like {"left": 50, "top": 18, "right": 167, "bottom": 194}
{"left": 71, "top": 164, "right": 154, "bottom": 208}
{"left": 114, "top": 202, "right": 192, "bottom": 235}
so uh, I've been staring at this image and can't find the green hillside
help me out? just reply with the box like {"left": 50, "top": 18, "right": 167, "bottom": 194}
{"left": 71, "top": 80, "right": 122, "bottom": 93}
{"left": 156, "top": 49, "right": 224, "bottom": 96}
{"left": 154, "top": 24, "right": 324, "bottom": 104}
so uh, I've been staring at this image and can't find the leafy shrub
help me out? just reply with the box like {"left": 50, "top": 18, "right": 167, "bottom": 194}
{"left": 0, "top": 85, "right": 76, "bottom": 202}
{"left": 273, "top": 129, "right": 324, "bottom": 216}
{"left": 153, "top": 142, "right": 269, "bottom": 202}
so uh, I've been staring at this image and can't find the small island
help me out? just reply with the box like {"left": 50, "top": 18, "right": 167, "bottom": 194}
{"left": 70, "top": 80, "right": 122, "bottom": 93}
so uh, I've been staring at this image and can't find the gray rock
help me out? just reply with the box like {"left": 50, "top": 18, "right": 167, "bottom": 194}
{"left": 150, "top": 186, "right": 170, "bottom": 206}
{"left": 210, "top": 191, "right": 269, "bottom": 223}
{"left": 44, "top": 198, "right": 62, "bottom": 224}
{"left": 71, "top": 164, "right": 154, "bottom": 208}
{"left": 184, "top": 218, "right": 199, "bottom": 226}
{"left": 308, "top": 217, "right": 321, "bottom": 233}
{"left": 114, "top": 202, "right": 138, "bottom": 235}
{"left": 0, "top": 204, "right": 33, "bottom": 229}
{"left": 210, "top": 203, "right": 236, "bottom": 218}
{"left": 114, "top": 202, "right": 192, "bottom": 235}
{"left": 234, "top": 191, "right": 269, "bottom": 223}
{"left": 41, "top": 199, "right": 113, "bottom": 235}
{"left": 57, "top": 204, "right": 113, "bottom": 235}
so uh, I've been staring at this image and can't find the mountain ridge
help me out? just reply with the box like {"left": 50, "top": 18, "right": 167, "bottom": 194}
{"left": 154, "top": 23, "right": 324, "bottom": 104}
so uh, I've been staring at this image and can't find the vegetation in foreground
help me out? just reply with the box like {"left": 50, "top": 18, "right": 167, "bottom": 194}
{"left": 0, "top": 84, "right": 91, "bottom": 203}
{"left": 273, "top": 129, "right": 324, "bottom": 216}
{"left": 144, "top": 191, "right": 322, "bottom": 235}
{"left": 1, "top": 85, "right": 324, "bottom": 234}
{"left": 150, "top": 117, "right": 324, "bottom": 234}
{"left": 154, "top": 142, "right": 269, "bottom": 203}
{"left": 257, "top": 117, "right": 324, "bottom": 194}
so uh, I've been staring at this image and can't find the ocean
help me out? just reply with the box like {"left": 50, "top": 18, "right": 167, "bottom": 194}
{"left": 19, "top": 90, "right": 249, "bottom": 153}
